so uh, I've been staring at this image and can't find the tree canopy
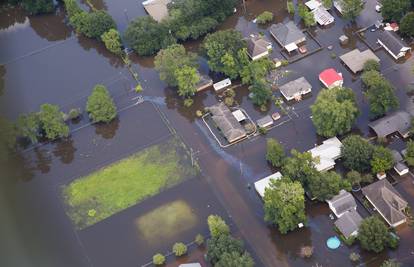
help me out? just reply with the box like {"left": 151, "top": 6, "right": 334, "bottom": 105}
{"left": 371, "top": 146, "right": 394, "bottom": 174}
{"left": 101, "top": 29, "right": 122, "bottom": 55}
{"left": 0, "top": 117, "right": 17, "bottom": 160}
{"left": 86, "top": 85, "right": 117, "bottom": 123}
{"left": 240, "top": 57, "right": 273, "bottom": 85}
{"left": 264, "top": 179, "right": 307, "bottom": 234}
{"left": 175, "top": 66, "right": 200, "bottom": 98}
{"left": 311, "top": 87, "right": 359, "bottom": 137}
{"left": 308, "top": 171, "right": 351, "bottom": 201}
{"left": 358, "top": 216, "right": 392, "bottom": 253}
{"left": 216, "top": 251, "right": 254, "bottom": 267}
{"left": 256, "top": 11, "right": 274, "bottom": 24}
{"left": 249, "top": 80, "right": 272, "bottom": 107}
{"left": 404, "top": 140, "right": 414, "bottom": 166}
{"left": 341, "top": 0, "right": 364, "bottom": 20}
{"left": 207, "top": 234, "right": 244, "bottom": 264}
{"left": 298, "top": 3, "right": 316, "bottom": 27}
{"left": 400, "top": 12, "right": 414, "bottom": 37}
{"left": 207, "top": 215, "right": 230, "bottom": 238}
{"left": 8, "top": 0, "right": 54, "bottom": 15}
{"left": 16, "top": 112, "right": 40, "bottom": 144}
{"left": 38, "top": 104, "right": 69, "bottom": 140}
{"left": 341, "top": 135, "right": 374, "bottom": 172}
{"left": 381, "top": 0, "right": 411, "bottom": 22}
{"left": 266, "top": 138, "right": 285, "bottom": 168}
{"left": 282, "top": 149, "right": 318, "bottom": 187}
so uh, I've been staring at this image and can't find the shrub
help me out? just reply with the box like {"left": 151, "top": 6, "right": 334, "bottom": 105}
{"left": 183, "top": 98, "right": 194, "bottom": 107}
{"left": 195, "top": 110, "right": 203, "bottom": 117}
{"left": 152, "top": 253, "right": 165, "bottom": 265}
{"left": 86, "top": 85, "right": 117, "bottom": 123}
{"left": 363, "top": 59, "right": 380, "bottom": 72}
{"left": 195, "top": 234, "right": 204, "bottom": 246}
{"left": 224, "top": 97, "right": 235, "bottom": 107}
{"left": 172, "top": 242, "right": 187, "bottom": 256}
{"left": 38, "top": 104, "right": 69, "bottom": 140}
{"left": 207, "top": 215, "right": 230, "bottom": 237}
{"left": 67, "top": 108, "right": 81, "bottom": 120}
{"left": 287, "top": 1, "right": 295, "bottom": 14}
{"left": 349, "top": 252, "right": 360, "bottom": 262}
{"left": 266, "top": 138, "right": 285, "bottom": 167}
{"left": 258, "top": 127, "right": 268, "bottom": 135}
{"left": 101, "top": 29, "right": 122, "bottom": 55}
{"left": 256, "top": 11, "right": 274, "bottom": 24}
{"left": 300, "top": 246, "right": 313, "bottom": 258}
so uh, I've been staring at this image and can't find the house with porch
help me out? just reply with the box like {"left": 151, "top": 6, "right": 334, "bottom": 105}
{"left": 269, "top": 21, "right": 306, "bottom": 53}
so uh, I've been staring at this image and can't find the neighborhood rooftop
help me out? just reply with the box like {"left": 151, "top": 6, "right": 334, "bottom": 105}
{"left": 142, "top": 0, "right": 171, "bottom": 22}
{"left": 327, "top": 189, "right": 357, "bottom": 218}
{"left": 279, "top": 77, "right": 312, "bottom": 101}
{"left": 308, "top": 137, "right": 342, "bottom": 172}
{"left": 334, "top": 210, "right": 363, "bottom": 239}
{"left": 208, "top": 102, "right": 247, "bottom": 143}
{"left": 269, "top": 21, "right": 306, "bottom": 52}
{"left": 339, "top": 49, "right": 380, "bottom": 73}
{"left": 368, "top": 111, "right": 411, "bottom": 138}
{"left": 247, "top": 35, "right": 271, "bottom": 60}
{"left": 254, "top": 172, "right": 282, "bottom": 198}
{"left": 378, "top": 30, "right": 411, "bottom": 60}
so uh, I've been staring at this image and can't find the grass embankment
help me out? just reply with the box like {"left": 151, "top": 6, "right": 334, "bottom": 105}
{"left": 62, "top": 138, "right": 197, "bottom": 230}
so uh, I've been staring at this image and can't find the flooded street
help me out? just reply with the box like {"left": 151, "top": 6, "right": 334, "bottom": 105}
{"left": 2, "top": 0, "right": 414, "bottom": 267}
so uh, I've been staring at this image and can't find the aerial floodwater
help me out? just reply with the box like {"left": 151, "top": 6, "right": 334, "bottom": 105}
{"left": 1, "top": 0, "right": 414, "bottom": 267}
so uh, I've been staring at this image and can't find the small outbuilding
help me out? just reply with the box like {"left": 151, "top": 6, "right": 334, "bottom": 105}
{"left": 269, "top": 21, "right": 306, "bottom": 53}
{"left": 339, "top": 49, "right": 380, "bottom": 73}
{"left": 312, "top": 6, "right": 335, "bottom": 26}
{"left": 254, "top": 172, "right": 282, "bottom": 198}
{"left": 195, "top": 73, "right": 213, "bottom": 92}
{"left": 279, "top": 77, "right": 312, "bottom": 101}
{"left": 339, "top": 35, "right": 349, "bottom": 45}
{"left": 378, "top": 30, "right": 411, "bottom": 60}
{"left": 179, "top": 264, "right": 202, "bottom": 267}
{"left": 392, "top": 150, "right": 409, "bottom": 176}
{"left": 247, "top": 35, "right": 272, "bottom": 60}
{"left": 334, "top": 210, "right": 363, "bottom": 239}
{"left": 232, "top": 110, "right": 246, "bottom": 122}
{"left": 257, "top": 115, "right": 274, "bottom": 128}
{"left": 319, "top": 68, "right": 343, "bottom": 88}
{"left": 308, "top": 136, "right": 343, "bottom": 172}
{"left": 142, "top": 0, "right": 171, "bottom": 22}
{"left": 368, "top": 111, "right": 411, "bottom": 138}
{"left": 213, "top": 78, "right": 232, "bottom": 92}
{"left": 326, "top": 189, "right": 357, "bottom": 218}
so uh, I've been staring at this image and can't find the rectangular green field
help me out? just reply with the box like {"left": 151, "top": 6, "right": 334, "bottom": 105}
{"left": 62, "top": 137, "right": 197, "bottom": 230}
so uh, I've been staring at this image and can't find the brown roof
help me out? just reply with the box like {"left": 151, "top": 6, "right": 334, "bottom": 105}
{"left": 339, "top": 49, "right": 380, "bottom": 73}
{"left": 142, "top": 0, "right": 171, "bottom": 22}
{"left": 247, "top": 36, "right": 271, "bottom": 59}
{"left": 362, "top": 180, "right": 407, "bottom": 226}
{"left": 368, "top": 111, "right": 411, "bottom": 138}
{"left": 208, "top": 103, "right": 247, "bottom": 143}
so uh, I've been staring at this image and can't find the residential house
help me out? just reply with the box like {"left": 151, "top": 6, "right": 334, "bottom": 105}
{"left": 362, "top": 180, "right": 408, "bottom": 227}
{"left": 247, "top": 35, "right": 272, "bottom": 60}
{"left": 305, "top": 0, "right": 322, "bottom": 10}
{"left": 368, "top": 111, "right": 411, "bottom": 138}
{"left": 208, "top": 103, "right": 247, "bottom": 143}
{"left": 269, "top": 21, "right": 306, "bottom": 53}
{"left": 319, "top": 68, "right": 343, "bottom": 88}
{"left": 142, "top": 0, "right": 171, "bottom": 22}
{"left": 279, "top": 77, "right": 312, "bottom": 101}
{"left": 254, "top": 172, "right": 282, "bottom": 198}
{"left": 327, "top": 189, "right": 357, "bottom": 218}
{"left": 339, "top": 49, "right": 380, "bottom": 73}
{"left": 334, "top": 210, "right": 363, "bottom": 239}
{"left": 308, "top": 136, "right": 342, "bottom": 172}
{"left": 378, "top": 31, "right": 411, "bottom": 60}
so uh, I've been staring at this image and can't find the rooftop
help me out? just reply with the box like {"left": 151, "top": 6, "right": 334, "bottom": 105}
{"left": 334, "top": 210, "right": 363, "bottom": 238}
{"left": 254, "top": 172, "right": 282, "bottom": 198}
{"left": 368, "top": 111, "right": 411, "bottom": 138}
{"left": 339, "top": 49, "right": 380, "bottom": 73}
{"left": 327, "top": 189, "right": 357, "bottom": 216}
{"left": 279, "top": 77, "right": 312, "bottom": 100}
{"left": 308, "top": 137, "right": 342, "bottom": 172}
{"left": 247, "top": 35, "right": 271, "bottom": 59}
{"left": 378, "top": 30, "right": 410, "bottom": 58}
{"left": 319, "top": 68, "right": 343, "bottom": 88}
{"left": 142, "top": 0, "right": 171, "bottom": 22}
{"left": 269, "top": 21, "right": 306, "bottom": 47}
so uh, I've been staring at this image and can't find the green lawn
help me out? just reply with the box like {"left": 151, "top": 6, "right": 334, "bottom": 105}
{"left": 62, "top": 138, "right": 197, "bottom": 230}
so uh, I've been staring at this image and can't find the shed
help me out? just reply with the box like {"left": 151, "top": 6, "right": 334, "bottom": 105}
{"left": 257, "top": 115, "right": 274, "bottom": 128}
{"left": 142, "top": 0, "right": 171, "bottom": 22}
{"left": 308, "top": 136, "right": 342, "bottom": 172}
{"left": 196, "top": 74, "right": 213, "bottom": 92}
{"left": 279, "top": 77, "right": 312, "bottom": 101}
{"left": 319, "top": 68, "right": 343, "bottom": 88}
{"left": 334, "top": 210, "right": 363, "bottom": 239}
{"left": 394, "top": 162, "right": 409, "bottom": 176}
{"left": 378, "top": 30, "right": 411, "bottom": 60}
{"left": 339, "top": 35, "right": 349, "bottom": 45}
{"left": 232, "top": 110, "right": 246, "bottom": 122}
{"left": 269, "top": 21, "right": 306, "bottom": 52}
{"left": 368, "top": 111, "right": 411, "bottom": 138}
{"left": 326, "top": 189, "right": 357, "bottom": 218}
{"left": 254, "top": 172, "right": 282, "bottom": 198}
{"left": 213, "top": 78, "right": 232, "bottom": 91}
{"left": 339, "top": 49, "right": 380, "bottom": 73}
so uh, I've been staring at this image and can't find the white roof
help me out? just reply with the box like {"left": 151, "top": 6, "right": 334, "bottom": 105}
{"left": 308, "top": 137, "right": 342, "bottom": 172}
{"left": 312, "top": 7, "right": 334, "bottom": 25}
{"left": 285, "top": 42, "right": 298, "bottom": 52}
{"left": 232, "top": 110, "right": 246, "bottom": 122}
{"left": 305, "top": 0, "right": 322, "bottom": 10}
{"left": 213, "top": 78, "right": 232, "bottom": 91}
{"left": 179, "top": 264, "right": 202, "bottom": 267}
{"left": 254, "top": 172, "right": 282, "bottom": 198}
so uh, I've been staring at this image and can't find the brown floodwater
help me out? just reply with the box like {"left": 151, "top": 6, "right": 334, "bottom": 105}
{"left": 1, "top": 0, "right": 414, "bottom": 267}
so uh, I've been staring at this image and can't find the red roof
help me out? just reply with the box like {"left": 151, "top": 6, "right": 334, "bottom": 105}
{"left": 319, "top": 68, "right": 343, "bottom": 87}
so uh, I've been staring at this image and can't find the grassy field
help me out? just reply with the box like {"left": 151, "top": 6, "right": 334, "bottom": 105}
{"left": 62, "top": 138, "right": 197, "bottom": 230}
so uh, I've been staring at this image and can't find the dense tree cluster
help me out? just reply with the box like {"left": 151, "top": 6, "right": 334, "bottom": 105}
{"left": 341, "top": 135, "right": 374, "bottom": 172}
{"left": 298, "top": 3, "right": 316, "bottom": 27}
{"left": 124, "top": 0, "right": 237, "bottom": 56}
{"left": 86, "top": 85, "right": 117, "bottom": 123}
{"left": 266, "top": 138, "right": 285, "bottom": 168}
{"left": 340, "top": 0, "right": 364, "bottom": 21}
{"left": 6, "top": 0, "right": 54, "bottom": 15}
{"left": 308, "top": 171, "right": 351, "bottom": 201}
{"left": 358, "top": 216, "right": 397, "bottom": 253}
{"left": 400, "top": 12, "right": 414, "bottom": 37}
{"left": 370, "top": 146, "right": 394, "bottom": 174}
{"left": 381, "top": 0, "right": 411, "bottom": 22}
{"left": 311, "top": 87, "right": 359, "bottom": 137}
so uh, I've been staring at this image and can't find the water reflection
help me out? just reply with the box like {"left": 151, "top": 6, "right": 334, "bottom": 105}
{"left": 78, "top": 35, "right": 124, "bottom": 67}
{"left": 52, "top": 138, "right": 76, "bottom": 164}
{"left": 33, "top": 147, "right": 52, "bottom": 174}
{"left": 29, "top": 6, "right": 72, "bottom": 42}
{"left": 94, "top": 118, "right": 120, "bottom": 139}
{"left": 0, "top": 64, "right": 5, "bottom": 95}
{"left": 80, "top": 0, "right": 108, "bottom": 10}
{"left": 0, "top": 6, "right": 27, "bottom": 31}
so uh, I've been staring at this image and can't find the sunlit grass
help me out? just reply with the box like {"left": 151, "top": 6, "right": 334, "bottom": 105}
{"left": 62, "top": 138, "right": 196, "bottom": 230}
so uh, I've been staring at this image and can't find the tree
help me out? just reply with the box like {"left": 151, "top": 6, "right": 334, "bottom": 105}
{"left": 341, "top": 0, "right": 364, "bottom": 20}
{"left": 341, "top": 135, "right": 374, "bottom": 172}
{"left": 154, "top": 44, "right": 198, "bottom": 86}
{"left": 404, "top": 140, "right": 414, "bottom": 166}
{"left": 195, "top": 234, "right": 204, "bottom": 246}
{"left": 298, "top": 4, "right": 316, "bottom": 27}
{"left": 240, "top": 57, "right": 273, "bottom": 85}
{"left": 400, "top": 12, "right": 414, "bottom": 37}
{"left": 287, "top": 1, "right": 295, "bottom": 14}
{"left": 172, "top": 242, "right": 187, "bottom": 256}
{"left": 363, "top": 59, "right": 380, "bottom": 72}
{"left": 323, "top": 0, "right": 333, "bottom": 9}
{"left": 86, "top": 85, "right": 117, "bottom": 123}
{"left": 256, "top": 11, "right": 274, "bottom": 24}
{"left": 207, "top": 215, "right": 230, "bottom": 238}
{"left": 124, "top": 16, "right": 176, "bottom": 56}
{"left": 175, "top": 66, "right": 200, "bottom": 98}
{"left": 101, "top": 29, "right": 122, "bottom": 55}
{"left": 207, "top": 234, "right": 244, "bottom": 264}
{"left": 381, "top": 0, "right": 411, "bottom": 22}
{"left": 282, "top": 149, "right": 318, "bottom": 186}
{"left": 308, "top": 171, "right": 351, "bottom": 201}
{"left": 266, "top": 138, "right": 285, "bottom": 167}
{"left": 82, "top": 11, "right": 116, "bottom": 40}
{"left": 38, "top": 104, "right": 69, "bottom": 140}
{"left": 152, "top": 253, "right": 165, "bottom": 265}
{"left": 16, "top": 112, "right": 40, "bottom": 144}
{"left": 263, "top": 179, "right": 306, "bottom": 234}
{"left": 21, "top": 0, "right": 54, "bottom": 14}
{"left": 346, "top": 170, "right": 362, "bottom": 186}
{"left": 216, "top": 251, "right": 254, "bottom": 267}
{"left": 202, "top": 30, "right": 246, "bottom": 75}
{"left": 358, "top": 216, "right": 391, "bottom": 253}
{"left": 362, "top": 70, "right": 399, "bottom": 118}
{"left": 371, "top": 146, "right": 394, "bottom": 174}
{"left": 381, "top": 259, "right": 401, "bottom": 267}
{"left": 249, "top": 80, "right": 272, "bottom": 107}
{"left": 311, "top": 87, "right": 359, "bottom": 137}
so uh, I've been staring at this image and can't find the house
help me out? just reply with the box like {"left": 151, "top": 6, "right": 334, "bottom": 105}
{"left": 254, "top": 172, "right": 282, "bottom": 198}
{"left": 362, "top": 179, "right": 408, "bottom": 227}
{"left": 142, "top": 0, "right": 171, "bottom": 22}
{"left": 279, "top": 77, "right": 312, "bottom": 101}
{"left": 308, "top": 136, "right": 342, "bottom": 172}
{"left": 339, "top": 49, "right": 380, "bottom": 73}
{"left": 327, "top": 189, "right": 357, "bottom": 218}
{"left": 319, "top": 68, "right": 343, "bottom": 88}
{"left": 208, "top": 103, "right": 247, "bottom": 143}
{"left": 213, "top": 78, "right": 232, "bottom": 91}
{"left": 257, "top": 115, "right": 274, "bottom": 128}
{"left": 196, "top": 73, "right": 213, "bottom": 92}
{"left": 368, "top": 111, "right": 411, "bottom": 138}
{"left": 269, "top": 21, "right": 306, "bottom": 53}
{"left": 334, "top": 210, "right": 363, "bottom": 239}
{"left": 312, "top": 7, "right": 335, "bottom": 26}
{"left": 333, "top": 0, "right": 344, "bottom": 14}
{"left": 378, "top": 31, "right": 411, "bottom": 60}
{"left": 392, "top": 150, "right": 409, "bottom": 176}
{"left": 247, "top": 35, "right": 272, "bottom": 60}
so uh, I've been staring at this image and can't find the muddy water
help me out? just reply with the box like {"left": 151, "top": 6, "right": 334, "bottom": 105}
{"left": 2, "top": 0, "right": 414, "bottom": 267}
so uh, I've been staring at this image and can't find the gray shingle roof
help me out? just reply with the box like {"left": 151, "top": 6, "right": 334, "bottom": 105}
{"left": 362, "top": 180, "right": 408, "bottom": 226}
{"left": 269, "top": 21, "right": 305, "bottom": 46}
{"left": 328, "top": 190, "right": 357, "bottom": 216}
{"left": 339, "top": 49, "right": 380, "bottom": 73}
{"left": 368, "top": 111, "right": 411, "bottom": 138}
{"left": 247, "top": 36, "right": 271, "bottom": 59}
{"left": 378, "top": 30, "right": 408, "bottom": 58}
{"left": 334, "top": 210, "right": 363, "bottom": 238}
{"left": 279, "top": 77, "right": 312, "bottom": 100}
{"left": 209, "top": 103, "right": 247, "bottom": 143}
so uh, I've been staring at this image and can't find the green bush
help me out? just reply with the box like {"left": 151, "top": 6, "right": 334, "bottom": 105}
{"left": 287, "top": 1, "right": 295, "bottom": 14}
{"left": 363, "top": 59, "right": 380, "bottom": 72}
{"left": 152, "top": 253, "right": 165, "bottom": 265}
{"left": 256, "top": 11, "right": 274, "bottom": 24}
{"left": 183, "top": 98, "right": 194, "bottom": 107}
{"left": 208, "top": 215, "right": 230, "bottom": 237}
{"left": 172, "top": 242, "right": 187, "bottom": 256}
{"left": 195, "top": 234, "right": 204, "bottom": 246}
{"left": 86, "top": 85, "right": 117, "bottom": 123}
